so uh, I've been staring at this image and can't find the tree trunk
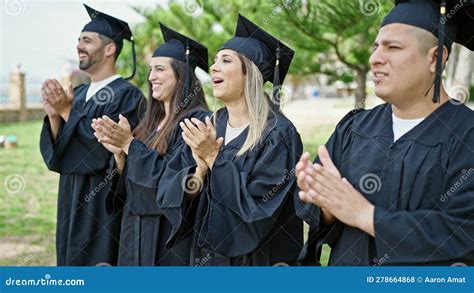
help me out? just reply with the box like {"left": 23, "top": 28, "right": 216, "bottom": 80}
{"left": 445, "top": 43, "right": 460, "bottom": 89}
{"left": 447, "top": 46, "right": 473, "bottom": 104}
{"left": 355, "top": 68, "right": 367, "bottom": 109}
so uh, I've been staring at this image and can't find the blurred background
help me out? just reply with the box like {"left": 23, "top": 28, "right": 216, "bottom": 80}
{"left": 0, "top": 0, "right": 472, "bottom": 266}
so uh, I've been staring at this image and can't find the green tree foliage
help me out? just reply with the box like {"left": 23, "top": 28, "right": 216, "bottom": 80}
{"left": 271, "top": 0, "right": 392, "bottom": 107}
{"left": 118, "top": 0, "right": 393, "bottom": 108}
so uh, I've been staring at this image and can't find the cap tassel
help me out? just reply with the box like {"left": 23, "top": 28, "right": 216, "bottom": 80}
{"left": 433, "top": 0, "right": 447, "bottom": 103}
{"left": 126, "top": 37, "right": 137, "bottom": 80}
{"left": 185, "top": 43, "right": 190, "bottom": 100}
{"left": 272, "top": 47, "right": 281, "bottom": 104}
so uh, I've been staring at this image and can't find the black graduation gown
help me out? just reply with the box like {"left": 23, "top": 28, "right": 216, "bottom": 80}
{"left": 157, "top": 108, "right": 304, "bottom": 266}
{"left": 39, "top": 77, "right": 144, "bottom": 266}
{"left": 297, "top": 102, "right": 474, "bottom": 266}
{"left": 109, "top": 110, "right": 210, "bottom": 266}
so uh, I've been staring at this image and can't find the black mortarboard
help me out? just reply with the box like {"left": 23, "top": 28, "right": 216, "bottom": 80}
{"left": 220, "top": 14, "right": 294, "bottom": 103}
{"left": 82, "top": 4, "right": 137, "bottom": 79}
{"left": 381, "top": 0, "right": 474, "bottom": 103}
{"left": 153, "top": 23, "right": 209, "bottom": 99}
{"left": 154, "top": 23, "right": 209, "bottom": 72}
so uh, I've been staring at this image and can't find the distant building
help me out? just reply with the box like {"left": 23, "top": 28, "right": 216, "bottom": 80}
{"left": 0, "top": 65, "right": 89, "bottom": 123}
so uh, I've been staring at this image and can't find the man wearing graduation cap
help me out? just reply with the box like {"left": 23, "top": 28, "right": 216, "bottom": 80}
{"left": 40, "top": 4, "right": 144, "bottom": 266}
{"left": 296, "top": 0, "right": 474, "bottom": 265}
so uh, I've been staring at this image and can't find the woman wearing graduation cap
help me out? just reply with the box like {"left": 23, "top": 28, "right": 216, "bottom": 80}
{"left": 157, "top": 14, "right": 304, "bottom": 266}
{"left": 296, "top": 0, "right": 474, "bottom": 266}
{"left": 91, "top": 23, "right": 209, "bottom": 266}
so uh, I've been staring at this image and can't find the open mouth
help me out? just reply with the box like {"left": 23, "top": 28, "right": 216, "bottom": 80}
{"left": 78, "top": 52, "right": 88, "bottom": 60}
{"left": 212, "top": 77, "right": 224, "bottom": 86}
{"left": 372, "top": 71, "right": 388, "bottom": 84}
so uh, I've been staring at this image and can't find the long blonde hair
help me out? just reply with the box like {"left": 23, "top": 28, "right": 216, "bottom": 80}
{"left": 236, "top": 54, "right": 273, "bottom": 156}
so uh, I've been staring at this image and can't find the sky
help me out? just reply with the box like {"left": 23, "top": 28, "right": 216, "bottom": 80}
{"left": 0, "top": 0, "right": 166, "bottom": 84}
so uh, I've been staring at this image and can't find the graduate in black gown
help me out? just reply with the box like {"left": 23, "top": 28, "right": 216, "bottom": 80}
{"left": 91, "top": 23, "right": 210, "bottom": 266}
{"left": 39, "top": 4, "right": 144, "bottom": 266}
{"left": 157, "top": 14, "right": 304, "bottom": 266}
{"left": 295, "top": 0, "right": 474, "bottom": 266}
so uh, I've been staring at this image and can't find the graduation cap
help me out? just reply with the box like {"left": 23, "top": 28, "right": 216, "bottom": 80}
{"left": 82, "top": 4, "right": 136, "bottom": 80}
{"left": 220, "top": 14, "right": 295, "bottom": 103}
{"left": 381, "top": 0, "right": 474, "bottom": 103}
{"left": 153, "top": 23, "right": 209, "bottom": 99}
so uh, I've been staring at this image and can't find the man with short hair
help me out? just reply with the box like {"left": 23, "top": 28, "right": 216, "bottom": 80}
{"left": 296, "top": 0, "right": 474, "bottom": 265}
{"left": 40, "top": 4, "right": 144, "bottom": 266}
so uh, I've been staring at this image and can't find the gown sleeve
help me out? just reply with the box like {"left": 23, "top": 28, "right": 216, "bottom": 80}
{"left": 126, "top": 139, "right": 168, "bottom": 188}
{"left": 126, "top": 120, "right": 185, "bottom": 188}
{"left": 155, "top": 110, "right": 212, "bottom": 244}
{"left": 105, "top": 107, "right": 201, "bottom": 215}
{"left": 198, "top": 125, "right": 303, "bottom": 257}
{"left": 122, "top": 127, "right": 184, "bottom": 216}
{"left": 374, "top": 127, "right": 474, "bottom": 264}
{"left": 105, "top": 156, "right": 128, "bottom": 215}
{"left": 126, "top": 109, "right": 208, "bottom": 189}
{"left": 39, "top": 87, "right": 144, "bottom": 175}
{"left": 156, "top": 141, "right": 200, "bottom": 247}
{"left": 39, "top": 115, "right": 63, "bottom": 172}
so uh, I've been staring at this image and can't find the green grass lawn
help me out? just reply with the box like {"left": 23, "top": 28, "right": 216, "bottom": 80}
{"left": 0, "top": 120, "right": 58, "bottom": 265}
{"left": 0, "top": 120, "right": 334, "bottom": 266}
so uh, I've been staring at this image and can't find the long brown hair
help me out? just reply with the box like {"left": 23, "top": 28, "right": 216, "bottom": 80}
{"left": 133, "top": 59, "right": 208, "bottom": 155}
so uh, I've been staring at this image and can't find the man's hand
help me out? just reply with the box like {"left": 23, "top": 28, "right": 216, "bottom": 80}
{"left": 300, "top": 161, "right": 375, "bottom": 236}
{"left": 41, "top": 79, "right": 73, "bottom": 121}
{"left": 42, "top": 96, "right": 59, "bottom": 118}
{"left": 297, "top": 146, "right": 341, "bottom": 224}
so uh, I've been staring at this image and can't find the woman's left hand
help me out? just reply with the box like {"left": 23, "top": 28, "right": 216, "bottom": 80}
{"left": 180, "top": 116, "right": 224, "bottom": 169}
{"left": 91, "top": 114, "right": 134, "bottom": 154}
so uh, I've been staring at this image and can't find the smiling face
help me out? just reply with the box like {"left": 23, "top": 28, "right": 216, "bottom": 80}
{"left": 76, "top": 32, "right": 113, "bottom": 72}
{"left": 369, "top": 23, "right": 438, "bottom": 104}
{"left": 210, "top": 49, "right": 246, "bottom": 102}
{"left": 148, "top": 56, "right": 177, "bottom": 102}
